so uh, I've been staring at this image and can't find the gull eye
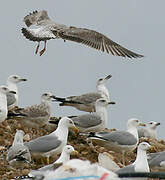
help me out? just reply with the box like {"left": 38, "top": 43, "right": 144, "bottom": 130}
{"left": 69, "top": 120, "right": 73, "bottom": 124}
{"left": 135, "top": 120, "right": 139, "bottom": 122}
{"left": 99, "top": 78, "right": 103, "bottom": 81}
{"left": 43, "top": 93, "right": 48, "bottom": 96}
{"left": 100, "top": 99, "right": 106, "bottom": 103}
{"left": 13, "top": 76, "right": 18, "bottom": 79}
{"left": 2, "top": 87, "right": 7, "bottom": 91}
{"left": 149, "top": 122, "right": 153, "bottom": 124}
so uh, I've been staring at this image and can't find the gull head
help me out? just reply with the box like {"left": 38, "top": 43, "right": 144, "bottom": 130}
{"left": 41, "top": 92, "right": 56, "bottom": 102}
{"left": 96, "top": 74, "right": 112, "bottom": 86}
{"left": 58, "top": 117, "right": 79, "bottom": 133}
{"left": 127, "top": 118, "right": 145, "bottom": 129}
{"left": 138, "top": 142, "right": 151, "bottom": 151}
{"left": 95, "top": 98, "right": 115, "bottom": 107}
{"left": 8, "top": 75, "right": 27, "bottom": 84}
{"left": 63, "top": 145, "right": 77, "bottom": 155}
{"left": 146, "top": 121, "right": 160, "bottom": 130}
{"left": 0, "top": 85, "right": 16, "bottom": 95}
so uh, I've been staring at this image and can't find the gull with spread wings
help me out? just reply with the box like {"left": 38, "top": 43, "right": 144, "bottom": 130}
{"left": 21, "top": 10, "right": 144, "bottom": 57}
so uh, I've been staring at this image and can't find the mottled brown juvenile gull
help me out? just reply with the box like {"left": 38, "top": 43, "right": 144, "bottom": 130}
{"left": 54, "top": 74, "right": 114, "bottom": 112}
{"left": 88, "top": 118, "right": 145, "bottom": 164}
{"left": 116, "top": 142, "right": 151, "bottom": 180}
{"left": 6, "top": 130, "right": 31, "bottom": 168}
{"left": 24, "top": 117, "right": 78, "bottom": 164}
{"left": 21, "top": 10, "right": 144, "bottom": 58}
{"left": 0, "top": 85, "right": 16, "bottom": 123}
{"left": 148, "top": 150, "right": 165, "bottom": 170}
{"left": 6, "top": 75, "right": 27, "bottom": 110}
{"left": 9, "top": 92, "right": 56, "bottom": 128}
{"left": 71, "top": 98, "right": 115, "bottom": 132}
{"left": 138, "top": 121, "right": 160, "bottom": 139}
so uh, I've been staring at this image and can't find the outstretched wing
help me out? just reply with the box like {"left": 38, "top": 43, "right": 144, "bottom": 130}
{"left": 23, "top": 10, "right": 51, "bottom": 27}
{"left": 54, "top": 27, "right": 143, "bottom": 58}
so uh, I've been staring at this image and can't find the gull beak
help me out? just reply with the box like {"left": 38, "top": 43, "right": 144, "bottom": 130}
{"left": 156, "top": 122, "right": 160, "bottom": 126}
{"left": 104, "top": 74, "right": 112, "bottom": 80}
{"left": 71, "top": 126, "right": 79, "bottom": 133}
{"left": 139, "top": 122, "right": 146, "bottom": 127}
{"left": 108, "top": 101, "right": 116, "bottom": 105}
{"left": 9, "top": 90, "right": 16, "bottom": 94}
{"left": 71, "top": 150, "right": 79, "bottom": 156}
{"left": 50, "top": 95, "right": 57, "bottom": 101}
{"left": 20, "top": 78, "right": 27, "bottom": 81}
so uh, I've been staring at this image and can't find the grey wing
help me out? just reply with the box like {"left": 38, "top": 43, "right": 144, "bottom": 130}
{"left": 23, "top": 10, "right": 51, "bottom": 27}
{"left": 68, "top": 93, "right": 102, "bottom": 104}
{"left": 72, "top": 114, "right": 102, "bottom": 128}
{"left": 116, "top": 164, "right": 135, "bottom": 173}
{"left": 148, "top": 151, "right": 165, "bottom": 167}
{"left": 24, "top": 135, "right": 61, "bottom": 153}
{"left": 39, "top": 163, "right": 54, "bottom": 171}
{"left": 100, "top": 131, "right": 137, "bottom": 145}
{"left": 54, "top": 27, "right": 143, "bottom": 58}
{"left": 7, "top": 93, "right": 16, "bottom": 106}
{"left": 7, "top": 145, "right": 29, "bottom": 161}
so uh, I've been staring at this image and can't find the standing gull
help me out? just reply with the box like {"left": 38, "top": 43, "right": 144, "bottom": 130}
{"left": 54, "top": 74, "right": 114, "bottom": 112}
{"left": 6, "top": 75, "right": 27, "bottom": 110}
{"left": 138, "top": 121, "right": 160, "bottom": 139}
{"left": 71, "top": 98, "right": 115, "bottom": 132}
{"left": 116, "top": 142, "right": 151, "bottom": 180}
{"left": 6, "top": 130, "right": 31, "bottom": 168}
{"left": 21, "top": 10, "right": 144, "bottom": 58}
{"left": 0, "top": 85, "right": 16, "bottom": 123}
{"left": 88, "top": 118, "right": 145, "bottom": 164}
{"left": 24, "top": 117, "right": 78, "bottom": 164}
{"left": 9, "top": 92, "right": 56, "bottom": 128}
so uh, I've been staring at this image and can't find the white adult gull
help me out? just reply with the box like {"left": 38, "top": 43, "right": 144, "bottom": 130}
{"left": 88, "top": 118, "right": 145, "bottom": 164}
{"left": 21, "top": 10, "right": 144, "bottom": 58}
{"left": 116, "top": 142, "right": 151, "bottom": 180}
{"left": 24, "top": 117, "right": 78, "bottom": 164}
{"left": 6, "top": 75, "right": 27, "bottom": 110}
{"left": 0, "top": 85, "right": 16, "bottom": 123}
{"left": 6, "top": 130, "right": 31, "bottom": 168}
{"left": 71, "top": 98, "right": 115, "bottom": 132}
{"left": 9, "top": 92, "right": 56, "bottom": 128}
{"left": 27, "top": 145, "right": 78, "bottom": 179}
{"left": 138, "top": 121, "right": 160, "bottom": 139}
{"left": 54, "top": 74, "right": 114, "bottom": 112}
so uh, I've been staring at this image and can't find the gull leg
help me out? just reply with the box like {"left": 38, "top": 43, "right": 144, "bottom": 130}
{"left": 39, "top": 40, "right": 47, "bottom": 56}
{"left": 46, "top": 155, "right": 50, "bottom": 164}
{"left": 122, "top": 151, "right": 126, "bottom": 165}
{"left": 35, "top": 42, "right": 40, "bottom": 54}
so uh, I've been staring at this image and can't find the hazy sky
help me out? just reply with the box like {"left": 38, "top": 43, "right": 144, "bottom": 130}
{"left": 1, "top": 1, "right": 165, "bottom": 138}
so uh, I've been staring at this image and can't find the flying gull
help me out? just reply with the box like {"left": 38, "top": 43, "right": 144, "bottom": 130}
{"left": 71, "top": 98, "right": 115, "bottom": 132}
{"left": 54, "top": 74, "right": 114, "bottom": 112}
{"left": 138, "top": 121, "right": 160, "bottom": 139}
{"left": 21, "top": 10, "right": 144, "bottom": 58}
{"left": 8, "top": 92, "right": 56, "bottom": 128}
{"left": 0, "top": 85, "right": 16, "bottom": 123}
{"left": 24, "top": 117, "right": 78, "bottom": 164}
{"left": 116, "top": 142, "right": 151, "bottom": 179}
{"left": 88, "top": 118, "right": 145, "bottom": 164}
{"left": 6, "top": 129, "right": 31, "bottom": 168}
{"left": 6, "top": 75, "right": 27, "bottom": 110}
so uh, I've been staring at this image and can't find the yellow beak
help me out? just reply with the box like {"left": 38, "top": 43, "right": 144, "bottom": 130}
{"left": 71, "top": 150, "right": 79, "bottom": 156}
{"left": 139, "top": 122, "right": 146, "bottom": 127}
{"left": 71, "top": 126, "right": 79, "bottom": 133}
